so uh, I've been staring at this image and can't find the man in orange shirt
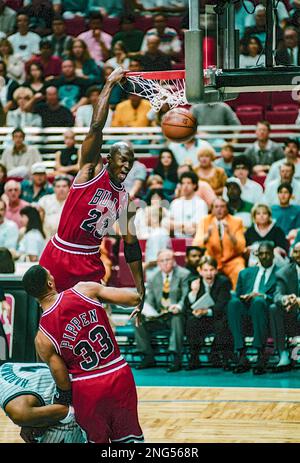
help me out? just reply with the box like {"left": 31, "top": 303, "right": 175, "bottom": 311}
{"left": 111, "top": 94, "right": 152, "bottom": 128}
{"left": 193, "top": 197, "right": 246, "bottom": 288}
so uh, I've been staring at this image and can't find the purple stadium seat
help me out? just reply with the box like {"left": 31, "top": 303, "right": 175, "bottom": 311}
{"left": 271, "top": 91, "right": 297, "bottom": 106}
{"left": 236, "top": 109, "right": 264, "bottom": 125}
{"left": 65, "top": 17, "right": 87, "bottom": 37}
{"left": 134, "top": 16, "right": 154, "bottom": 32}
{"left": 229, "top": 92, "right": 271, "bottom": 111}
{"left": 265, "top": 110, "right": 298, "bottom": 124}
{"left": 102, "top": 17, "right": 120, "bottom": 36}
{"left": 139, "top": 157, "right": 158, "bottom": 169}
{"left": 6, "top": 0, "right": 23, "bottom": 10}
{"left": 272, "top": 104, "right": 299, "bottom": 112}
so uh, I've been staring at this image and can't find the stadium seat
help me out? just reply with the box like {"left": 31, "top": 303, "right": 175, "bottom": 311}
{"left": 271, "top": 91, "right": 298, "bottom": 106}
{"left": 134, "top": 16, "right": 154, "bottom": 32}
{"left": 236, "top": 110, "right": 264, "bottom": 125}
{"left": 64, "top": 17, "right": 87, "bottom": 36}
{"left": 102, "top": 17, "right": 120, "bottom": 36}
{"left": 229, "top": 92, "right": 271, "bottom": 111}
{"left": 272, "top": 104, "right": 299, "bottom": 112}
{"left": 6, "top": 0, "right": 23, "bottom": 10}
{"left": 265, "top": 110, "right": 298, "bottom": 124}
{"left": 139, "top": 157, "right": 158, "bottom": 169}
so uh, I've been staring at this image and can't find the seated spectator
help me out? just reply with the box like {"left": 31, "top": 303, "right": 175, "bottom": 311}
{"left": 0, "top": 39, "right": 25, "bottom": 84}
{"left": 245, "top": 0, "right": 288, "bottom": 29}
{"left": 143, "top": 173, "right": 172, "bottom": 203}
{"left": 24, "top": 62, "right": 46, "bottom": 95}
{"left": 75, "top": 85, "right": 102, "bottom": 127}
{"left": 139, "top": 36, "right": 172, "bottom": 71}
{"left": 26, "top": 38, "right": 62, "bottom": 79}
{"left": 243, "top": 4, "right": 267, "bottom": 46}
{"left": 184, "top": 255, "right": 233, "bottom": 370}
{"left": 0, "top": 247, "right": 15, "bottom": 273}
{"left": 193, "top": 197, "right": 246, "bottom": 288}
{"left": 48, "top": 59, "right": 89, "bottom": 114}
{"left": 111, "top": 94, "right": 152, "bottom": 128}
{"left": 3, "top": 180, "right": 29, "bottom": 229}
{"left": 240, "top": 35, "right": 265, "bottom": 68}
{"left": 22, "top": 0, "right": 54, "bottom": 37}
{"left": 6, "top": 87, "right": 42, "bottom": 128}
{"left": 38, "top": 175, "right": 71, "bottom": 239}
{"left": 0, "top": 199, "right": 18, "bottom": 251}
{"left": 169, "top": 172, "right": 208, "bottom": 238}
{"left": 214, "top": 143, "right": 234, "bottom": 177}
{"left": 123, "top": 158, "right": 147, "bottom": 200}
{"left": 185, "top": 246, "right": 206, "bottom": 277}
{"left": 192, "top": 102, "right": 240, "bottom": 127}
{"left": 78, "top": 12, "right": 112, "bottom": 64}
{"left": 46, "top": 15, "right": 73, "bottom": 59}
{"left": 263, "top": 162, "right": 300, "bottom": 206}
{"left": 135, "top": 248, "right": 190, "bottom": 372}
{"left": 67, "top": 39, "right": 103, "bottom": 84}
{"left": 26, "top": 85, "right": 74, "bottom": 127}
{"left": 102, "top": 64, "right": 124, "bottom": 107}
{"left": 271, "top": 183, "right": 300, "bottom": 236}
{"left": 54, "top": 129, "right": 79, "bottom": 176}
{"left": 1, "top": 128, "right": 41, "bottom": 178}
{"left": 88, "top": 0, "right": 124, "bottom": 17}
{"left": 168, "top": 136, "right": 213, "bottom": 167}
{"left": 0, "top": 0, "right": 16, "bottom": 38}
{"left": 266, "top": 138, "right": 300, "bottom": 185}
{"left": 0, "top": 163, "right": 7, "bottom": 197}
{"left": 16, "top": 205, "right": 46, "bottom": 262}
{"left": 111, "top": 15, "right": 144, "bottom": 53}
{"left": 225, "top": 178, "right": 253, "bottom": 229}
{"left": 174, "top": 163, "right": 217, "bottom": 207}
{"left": 245, "top": 203, "right": 289, "bottom": 266}
{"left": 135, "top": 188, "right": 170, "bottom": 239}
{"left": 8, "top": 12, "right": 40, "bottom": 61}
{"left": 53, "top": 0, "right": 88, "bottom": 18}
{"left": 194, "top": 147, "right": 227, "bottom": 195}
{"left": 228, "top": 241, "right": 279, "bottom": 375}
{"left": 21, "top": 162, "right": 54, "bottom": 204}
{"left": 231, "top": 155, "right": 263, "bottom": 205}
{"left": 270, "top": 242, "right": 300, "bottom": 372}
{"left": 244, "top": 121, "right": 285, "bottom": 176}
{"left": 106, "top": 41, "right": 130, "bottom": 70}
{"left": 140, "top": 13, "right": 182, "bottom": 60}
{"left": 153, "top": 148, "right": 178, "bottom": 199}
{"left": 0, "top": 60, "right": 19, "bottom": 121}
{"left": 275, "top": 25, "right": 300, "bottom": 66}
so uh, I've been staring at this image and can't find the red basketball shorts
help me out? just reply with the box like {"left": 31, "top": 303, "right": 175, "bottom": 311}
{"left": 71, "top": 364, "right": 144, "bottom": 443}
{"left": 39, "top": 240, "right": 106, "bottom": 293}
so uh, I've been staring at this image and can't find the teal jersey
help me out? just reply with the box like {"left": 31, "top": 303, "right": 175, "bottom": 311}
{"left": 0, "top": 363, "right": 85, "bottom": 443}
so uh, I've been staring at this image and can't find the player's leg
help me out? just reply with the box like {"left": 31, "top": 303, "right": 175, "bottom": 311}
{"left": 110, "top": 365, "right": 144, "bottom": 443}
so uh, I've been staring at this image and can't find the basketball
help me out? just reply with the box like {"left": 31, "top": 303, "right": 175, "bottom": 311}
{"left": 161, "top": 108, "right": 197, "bottom": 143}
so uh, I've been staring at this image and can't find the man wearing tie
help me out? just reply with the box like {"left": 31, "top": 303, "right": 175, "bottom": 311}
{"left": 227, "top": 241, "right": 279, "bottom": 375}
{"left": 135, "top": 249, "right": 190, "bottom": 372}
{"left": 275, "top": 26, "right": 300, "bottom": 66}
{"left": 193, "top": 197, "right": 246, "bottom": 288}
{"left": 184, "top": 256, "right": 233, "bottom": 370}
{"left": 270, "top": 242, "right": 300, "bottom": 372}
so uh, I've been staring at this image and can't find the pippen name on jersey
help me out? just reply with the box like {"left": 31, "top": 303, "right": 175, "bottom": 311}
{"left": 60, "top": 309, "right": 98, "bottom": 350}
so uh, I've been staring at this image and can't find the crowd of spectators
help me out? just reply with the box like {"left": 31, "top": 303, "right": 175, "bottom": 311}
{"left": 0, "top": 1, "right": 300, "bottom": 374}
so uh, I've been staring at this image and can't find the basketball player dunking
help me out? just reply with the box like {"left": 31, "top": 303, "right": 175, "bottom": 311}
{"left": 22, "top": 265, "right": 144, "bottom": 444}
{"left": 39, "top": 67, "right": 145, "bottom": 318}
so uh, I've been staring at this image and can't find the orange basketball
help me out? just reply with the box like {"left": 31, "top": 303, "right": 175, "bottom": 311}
{"left": 161, "top": 108, "right": 197, "bottom": 143}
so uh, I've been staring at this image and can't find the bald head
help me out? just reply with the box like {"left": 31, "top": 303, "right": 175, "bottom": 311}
{"left": 46, "top": 86, "right": 59, "bottom": 106}
{"left": 109, "top": 141, "right": 134, "bottom": 159}
{"left": 4, "top": 180, "right": 21, "bottom": 202}
{"left": 147, "top": 35, "right": 160, "bottom": 53}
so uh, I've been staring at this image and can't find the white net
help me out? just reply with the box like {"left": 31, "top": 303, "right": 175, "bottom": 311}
{"left": 122, "top": 75, "right": 188, "bottom": 112}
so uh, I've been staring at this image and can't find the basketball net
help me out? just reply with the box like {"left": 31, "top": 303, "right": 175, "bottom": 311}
{"left": 123, "top": 70, "right": 187, "bottom": 112}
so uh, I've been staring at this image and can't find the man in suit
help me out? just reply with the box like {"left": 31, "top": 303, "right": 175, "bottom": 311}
{"left": 185, "top": 245, "right": 206, "bottom": 277}
{"left": 193, "top": 197, "right": 246, "bottom": 288}
{"left": 270, "top": 242, "right": 300, "bottom": 372}
{"left": 275, "top": 26, "right": 300, "bottom": 66}
{"left": 184, "top": 256, "right": 233, "bottom": 371}
{"left": 135, "top": 249, "right": 190, "bottom": 372}
{"left": 228, "top": 241, "right": 279, "bottom": 375}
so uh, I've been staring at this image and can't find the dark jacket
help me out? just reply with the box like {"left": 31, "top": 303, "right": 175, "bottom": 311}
{"left": 274, "top": 262, "right": 299, "bottom": 306}
{"left": 235, "top": 264, "right": 279, "bottom": 304}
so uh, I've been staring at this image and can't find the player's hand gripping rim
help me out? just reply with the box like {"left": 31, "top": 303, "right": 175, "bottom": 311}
{"left": 129, "top": 293, "right": 145, "bottom": 327}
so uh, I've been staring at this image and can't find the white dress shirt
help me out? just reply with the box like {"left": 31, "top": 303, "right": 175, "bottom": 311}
{"left": 252, "top": 264, "right": 275, "bottom": 293}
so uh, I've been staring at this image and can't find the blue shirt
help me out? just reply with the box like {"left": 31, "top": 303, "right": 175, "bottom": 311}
{"left": 271, "top": 205, "right": 300, "bottom": 236}
{"left": 0, "top": 219, "right": 18, "bottom": 250}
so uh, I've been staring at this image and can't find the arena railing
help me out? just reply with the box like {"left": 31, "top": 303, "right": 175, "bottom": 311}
{"left": 0, "top": 125, "right": 299, "bottom": 171}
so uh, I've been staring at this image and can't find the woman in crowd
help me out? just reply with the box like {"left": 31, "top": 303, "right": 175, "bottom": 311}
{"left": 245, "top": 203, "right": 289, "bottom": 265}
{"left": 6, "top": 86, "right": 42, "bottom": 127}
{"left": 0, "top": 247, "right": 15, "bottom": 273}
{"left": 153, "top": 148, "right": 178, "bottom": 199}
{"left": 0, "top": 38, "right": 25, "bottom": 84}
{"left": 67, "top": 39, "right": 102, "bottom": 84}
{"left": 194, "top": 146, "right": 227, "bottom": 195}
{"left": 135, "top": 188, "right": 170, "bottom": 240}
{"left": 106, "top": 40, "right": 130, "bottom": 70}
{"left": 240, "top": 36, "right": 265, "bottom": 68}
{"left": 17, "top": 206, "right": 46, "bottom": 262}
{"left": 24, "top": 62, "right": 46, "bottom": 95}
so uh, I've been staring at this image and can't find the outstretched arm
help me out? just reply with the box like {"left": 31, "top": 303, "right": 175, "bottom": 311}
{"left": 80, "top": 67, "right": 125, "bottom": 170}
{"left": 76, "top": 281, "right": 141, "bottom": 307}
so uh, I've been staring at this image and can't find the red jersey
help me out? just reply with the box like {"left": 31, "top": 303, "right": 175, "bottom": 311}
{"left": 54, "top": 166, "right": 128, "bottom": 251}
{"left": 39, "top": 288, "right": 127, "bottom": 381}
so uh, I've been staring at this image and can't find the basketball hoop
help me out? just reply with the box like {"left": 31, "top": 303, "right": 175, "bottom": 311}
{"left": 122, "top": 70, "right": 187, "bottom": 112}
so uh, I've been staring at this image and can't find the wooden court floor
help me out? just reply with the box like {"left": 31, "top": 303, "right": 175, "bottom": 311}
{"left": 0, "top": 386, "right": 299, "bottom": 443}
